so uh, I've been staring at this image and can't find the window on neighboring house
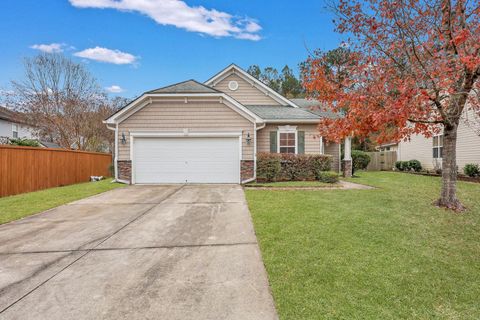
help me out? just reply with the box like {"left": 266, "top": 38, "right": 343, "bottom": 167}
{"left": 433, "top": 134, "right": 443, "bottom": 158}
{"left": 278, "top": 132, "right": 296, "bottom": 154}
{"left": 12, "top": 124, "right": 18, "bottom": 138}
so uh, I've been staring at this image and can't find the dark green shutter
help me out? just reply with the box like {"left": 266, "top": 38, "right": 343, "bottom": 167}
{"left": 298, "top": 131, "right": 305, "bottom": 154}
{"left": 270, "top": 131, "right": 277, "bottom": 153}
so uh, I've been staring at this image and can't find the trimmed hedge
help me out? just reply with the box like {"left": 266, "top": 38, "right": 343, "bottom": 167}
{"left": 256, "top": 153, "right": 282, "bottom": 182}
{"left": 257, "top": 153, "right": 332, "bottom": 182}
{"left": 464, "top": 163, "right": 480, "bottom": 177}
{"left": 351, "top": 150, "right": 371, "bottom": 174}
{"left": 395, "top": 159, "right": 422, "bottom": 172}
{"left": 317, "top": 171, "right": 339, "bottom": 183}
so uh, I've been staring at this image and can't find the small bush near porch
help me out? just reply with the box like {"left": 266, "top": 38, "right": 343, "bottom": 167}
{"left": 256, "top": 153, "right": 333, "bottom": 182}
{"left": 246, "top": 172, "right": 480, "bottom": 319}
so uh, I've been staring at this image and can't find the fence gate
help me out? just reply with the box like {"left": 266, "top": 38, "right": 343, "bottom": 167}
{"left": 366, "top": 151, "right": 397, "bottom": 171}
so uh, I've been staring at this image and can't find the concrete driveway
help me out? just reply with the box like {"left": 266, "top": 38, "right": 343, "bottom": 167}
{"left": 0, "top": 185, "right": 277, "bottom": 320}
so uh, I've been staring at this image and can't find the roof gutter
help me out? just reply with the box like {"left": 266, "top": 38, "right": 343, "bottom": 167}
{"left": 263, "top": 119, "right": 320, "bottom": 124}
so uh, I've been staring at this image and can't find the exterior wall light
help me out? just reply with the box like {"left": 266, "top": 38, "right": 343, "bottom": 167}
{"left": 246, "top": 132, "right": 252, "bottom": 145}
{"left": 121, "top": 132, "right": 127, "bottom": 145}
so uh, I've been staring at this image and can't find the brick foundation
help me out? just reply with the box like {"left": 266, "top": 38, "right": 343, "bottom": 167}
{"left": 241, "top": 160, "right": 255, "bottom": 182}
{"left": 117, "top": 160, "right": 132, "bottom": 183}
{"left": 342, "top": 159, "right": 352, "bottom": 178}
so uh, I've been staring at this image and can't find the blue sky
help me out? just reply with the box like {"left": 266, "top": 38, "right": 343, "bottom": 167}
{"left": 0, "top": 0, "right": 343, "bottom": 99}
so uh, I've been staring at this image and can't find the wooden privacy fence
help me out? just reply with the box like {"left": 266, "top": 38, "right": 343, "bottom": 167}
{"left": 366, "top": 151, "right": 397, "bottom": 171}
{"left": 0, "top": 145, "right": 112, "bottom": 197}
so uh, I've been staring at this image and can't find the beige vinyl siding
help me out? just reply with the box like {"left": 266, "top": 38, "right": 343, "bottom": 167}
{"left": 213, "top": 74, "right": 280, "bottom": 106}
{"left": 324, "top": 142, "right": 340, "bottom": 172}
{"left": 257, "top": 123, "right": 340, "bottom": 172}
{"left": 117, "top": 98, "right": 254, "bottom": 161}
{"left": 456, "top": 108, "right": 480, "bottom": 170}
{"left": 398, "top": 108, "right": 480, "bottom": 171}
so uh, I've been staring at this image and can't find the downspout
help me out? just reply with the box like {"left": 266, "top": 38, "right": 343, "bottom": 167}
{"left": 114, "top": 123, "right": 119, "bottom": 181}
{"left": 242, "top": 121, "right": 265, "bottom": 184}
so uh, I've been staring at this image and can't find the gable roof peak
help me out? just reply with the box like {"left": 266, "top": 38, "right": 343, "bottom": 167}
{"left": 147, "top": 79, "right": 219, "bottom": 94}
{"left": 205, "top": 64, "right": 302, "bottom": 109}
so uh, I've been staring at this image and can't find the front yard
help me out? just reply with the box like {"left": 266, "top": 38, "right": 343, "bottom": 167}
{"left": 246, "top": 172, "right": 480, "bottom": 319}
{"left": 0, "top": 179, "right": 123, "bottom": 224}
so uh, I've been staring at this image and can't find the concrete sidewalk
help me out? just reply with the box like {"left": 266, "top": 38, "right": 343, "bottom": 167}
{"left": 0, "top": 185, "right": 278, "bottom": 320}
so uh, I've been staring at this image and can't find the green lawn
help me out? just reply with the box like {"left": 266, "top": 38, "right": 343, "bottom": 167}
{"left": 0, "top": 179, "right": 124, "bottom": 224}
{"left": 245, "top": 172, "right": 480, "bottom": 319}
{"left": 246, "top": 181, "right": 340, "bottom": 188}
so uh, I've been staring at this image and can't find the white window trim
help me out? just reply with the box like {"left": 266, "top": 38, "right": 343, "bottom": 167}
{"left": 12, "top": 123, "right": 18, "bottom": 138}
{"left": 433, "top": 133, "right": 443, "bottom": 159}
{"left": 277, "top": 125, "right": 297, "bottom": 154}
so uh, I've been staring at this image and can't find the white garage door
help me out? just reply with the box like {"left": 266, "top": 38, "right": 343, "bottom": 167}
{"left": 133, "top": 137, "right": 240, "bottom": 184}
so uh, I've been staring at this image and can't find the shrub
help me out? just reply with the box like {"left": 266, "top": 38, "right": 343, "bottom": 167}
{"left": 311, "top": 154, "right": 332, "bottom": 173}
{"left": 395, "top": 161, "right": 405, "bottom": 171}
{"left": 257, "top": 153, "right": 282, "bottom": 182}
{"left": 280, "top": 154, "right": 333, "bottom": 180}
{"left": 317, "top": 171, "right": 339, "bottom": 183}
{"left": 464, "top": 163, "right": 480, "bottom": 177}
{"left": 351, "top": 150, "right": 371, "bottom": 174}
{"left": 9, "top": 138, "right": 40, "bottom": 147}
{"left": 256, "top": 153, "right": 333, "bottom": 182}
{"left": 408, "top": 160, "right": 422, "bottom": 172}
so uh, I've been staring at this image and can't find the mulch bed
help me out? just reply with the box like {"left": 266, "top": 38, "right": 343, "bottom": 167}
{"left": 399, "top": 171, "right": 480, "bottom": 183}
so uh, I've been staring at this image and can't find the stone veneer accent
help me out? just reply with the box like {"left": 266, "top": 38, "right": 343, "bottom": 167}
{"left": 117, "top": 160, "right": 132, "bottom": 182}
{"left": 241, "top": 160, "right": 255, "bottom": 182}
{"left": 342, "top": 159, "right": 352, "bottom": 178}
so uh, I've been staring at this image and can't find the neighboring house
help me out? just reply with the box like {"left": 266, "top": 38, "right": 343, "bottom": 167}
{"left": 105, "top": 64, "right": 348, "bottom": 184}
{"left": 391, "top": 108, "right": 480, "bottom": 171}
{"left": 0, "top": 106, "right": 34, "bottom": 142}
{"left": 376, "top": 142, "right": 398, "bottom": 152}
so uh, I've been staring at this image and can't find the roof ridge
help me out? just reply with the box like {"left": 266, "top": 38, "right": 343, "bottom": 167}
{"left": 146, "top": 79, "right": 220, "bottom": 94}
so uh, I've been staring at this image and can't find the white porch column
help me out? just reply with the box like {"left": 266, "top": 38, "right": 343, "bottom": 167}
{"left": 344, "top": 136, "right": 352, "bottom": 160}
{"left": 319, "top": 136, "right": 324, "bottom": 154}
{"left": 342, "top": 136, "right": 353, "bottom": 177}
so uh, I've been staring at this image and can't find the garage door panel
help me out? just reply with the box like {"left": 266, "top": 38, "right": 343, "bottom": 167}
{"left": 133, "top": 137, "right": 240, "bottom": 184}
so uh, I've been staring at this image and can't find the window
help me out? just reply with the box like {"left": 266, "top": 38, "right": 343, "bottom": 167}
{"left": 12, "top": 124, "right": 18, "bottom": 138}
{"left": 279, "top": 132, "right": 296, "bottom": 154}
{"left": 433, "top": 134, "right": 443, "bottom": 158}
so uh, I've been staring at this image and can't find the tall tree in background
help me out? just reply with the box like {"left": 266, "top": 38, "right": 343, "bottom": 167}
{"left": 8, "top": 54, "right": 120, "bottom": 152}
{"left": 247, "top": 64, "right": 304, "bottom": 97}
{"left": 303, "top": 0, "right": 480, "bottom": 211}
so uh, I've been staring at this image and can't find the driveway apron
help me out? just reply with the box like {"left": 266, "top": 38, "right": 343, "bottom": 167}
{"left": 0, "top": 185, "right": 277, "bottom": 320}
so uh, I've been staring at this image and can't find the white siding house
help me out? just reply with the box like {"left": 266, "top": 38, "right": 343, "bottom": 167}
{"left": 0, "top": 107, "right": 34, "bottom": 141}
{"left": 398, "top": 108, "right": 480, "bottom": 171}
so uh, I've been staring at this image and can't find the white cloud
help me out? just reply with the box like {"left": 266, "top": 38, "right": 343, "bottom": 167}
{"left": 69, "top": 0, "right": 262, "bottom": 41}
{"left": 30, "top": 43, "right": 67, "bottom": 53}
{"left": 74, "top": 47, "right": 138, "bottom": 64}
{"left": 105, "top": 85, "right": 124, "bottom": 93}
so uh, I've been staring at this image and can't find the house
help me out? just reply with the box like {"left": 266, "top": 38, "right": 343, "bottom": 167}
{"left": 376, "top": 142, "right": 398, "bottom": 152}
{"left": 0, "top": 106, "right": 34, "bottom": 143}
{"left": 392, "top": 108, "right": 480, "bottom": 171}
{"left": 104, "top": 64, "right": 352, "bottom": 184}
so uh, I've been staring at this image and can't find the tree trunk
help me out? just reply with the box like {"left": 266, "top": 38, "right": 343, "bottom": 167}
{"left": 434, "top": 123, "right": 465, "bottom": 211}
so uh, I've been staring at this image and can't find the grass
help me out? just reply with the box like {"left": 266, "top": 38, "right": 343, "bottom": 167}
{"left": 246, "top": 181, "right": 340, "bottom": 188}
{"left": 0, "top": 179, "right": 124, "bottom": 224}
{"left": 245, "top": 171, "right": 480, "bottom": 319}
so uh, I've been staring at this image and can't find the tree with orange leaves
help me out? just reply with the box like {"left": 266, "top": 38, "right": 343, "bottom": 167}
{"left": 303, "top": 0, "right": 480, "bottom": 211}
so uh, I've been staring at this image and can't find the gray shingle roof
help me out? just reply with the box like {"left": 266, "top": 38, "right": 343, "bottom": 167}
{"left": 147, "top": 79, "right": 219, "bottom": 94}
{"left": 290, "top": 98, "right": 341, "bottom": 119}
{"left": 244, "top": 105, "right": 320, "bottom": 120}
{"left": 0, "top": 106, "right": 18, "bottom": 122}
